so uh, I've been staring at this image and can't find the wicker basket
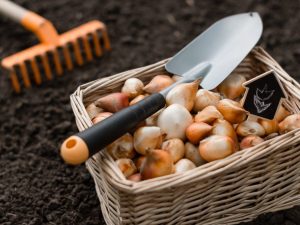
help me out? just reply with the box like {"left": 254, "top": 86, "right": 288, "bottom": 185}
{"left": 70, "top": 47, "right": 300, "bottom": 225}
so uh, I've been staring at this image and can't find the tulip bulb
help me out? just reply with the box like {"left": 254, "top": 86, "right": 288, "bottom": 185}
{"left": 193, "top": 89, "right": 221, "bottom": 112}
{"left": 166, "top": 81, "right": 199, "bottom": 111}
{"left": 275, "top": 105, "right": 291, "bottom": 122}
{"left": 92, "top": 112, "right": 113, "bottom": 124}
{"left": 199, "top": 135, "right": 235, "bottom": 162}
{"left": 116, "top": 158, "right": 137, "bottom": 178}
{"left": 258, "top": 118, "right": 279, "bottom": 135}
{"left": 95, "top": 92, "right": 129, "bottom": 113}
{"left": 174, "top": 159, "right": 196, "bottom": 173}
{"left": 172, "top": 75, "right": 183, "bottom": 82}
{"left": 278, "top": 114, "right": 300, "bottom": 134}
{"left": 129, "top": 95, "right": 146, "bottom": 106}
{"left": 240, "top": 135, "right": 264, "bottom": 150}
{"left": 86, "top": 103, "right": 103, "bottom": 119}
{"left": 161, "top": 138, "right": 185, "bottom": 163}
{"left": 185, "top": 142, "right": 206, "bottom": 166}
{"left": 133, "top": 126, "right": 163, "bottom": 155}
{"left": 194, "top": 105, "right": 223, "bottom": 124}
{"left": 106, "top": 133, "right": 135, "bottom": 160}
{"left": 217, "top": 99, "right": 247, "bottom": 124}
{"left": 128, "top": 173, "right": 142, "bottom": 182}
{"left": 143, "top": 75, "right": 174, "bottom": 94}
{"left": 145, "top": 108, "right": 164, "bottom": 126}
{"left": 211, "top": 119, "right": 239, "bottom": 151}
{"left": 135, "top": 156, "right": 146, "bottom": 172}
{"left": 236, "top": 121, "right": 265, "bottom": 137}
{"left": 185, "top": 122, "right": 212, "bottom": 144}
{"left": 157, "top": 104, "right": 193, "bottom": 140}
{"left": 121, "top": 78, "right": 144, "bottom": 99}
{"left": 141, "top": 149, "right": 173, "bottom": 180}
{"left": 217, "top": 74, "right": 246, "bottom": 99}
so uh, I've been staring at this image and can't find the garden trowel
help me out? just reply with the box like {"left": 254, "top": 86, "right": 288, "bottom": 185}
{"left": 61, "top": 12, "right": 263, "bottom": 165}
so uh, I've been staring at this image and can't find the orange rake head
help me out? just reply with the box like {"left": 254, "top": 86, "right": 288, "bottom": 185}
{"left": 0, "top": 1, "right": 111, "bottom": 93}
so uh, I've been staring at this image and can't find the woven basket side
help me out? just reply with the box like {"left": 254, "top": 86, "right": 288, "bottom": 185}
{"left": 86, "top": 154, "right": 123, "bottom": 225}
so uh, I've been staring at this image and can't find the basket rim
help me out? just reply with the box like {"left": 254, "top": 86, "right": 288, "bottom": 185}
{"left": 71, "top": 46, "right": 300, "bottom": 193}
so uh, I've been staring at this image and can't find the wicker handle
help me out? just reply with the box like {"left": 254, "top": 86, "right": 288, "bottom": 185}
{"left": 61, "top": 93, "right": 166, "bottom": 165}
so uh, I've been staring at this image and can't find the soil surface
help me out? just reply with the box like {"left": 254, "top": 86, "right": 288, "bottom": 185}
{"left": 1, "top": 0, "right": 300, "bottom": 224}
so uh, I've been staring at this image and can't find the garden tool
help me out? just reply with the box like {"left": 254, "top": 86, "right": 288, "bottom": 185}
{"left": 0, "top": 0, "right": 111, "bottom": 93}
{"left": 61, "top": 12, "right": 263, "bottom": 165}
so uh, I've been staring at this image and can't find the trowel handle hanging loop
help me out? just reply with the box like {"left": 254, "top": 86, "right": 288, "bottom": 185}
{"left": 0, "top": 0, "right": 59, "bottom": 44}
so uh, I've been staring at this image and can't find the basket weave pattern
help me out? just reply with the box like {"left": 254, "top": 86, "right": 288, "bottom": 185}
{"left": 70, "top": 47, "right": 300, "bottom": 225}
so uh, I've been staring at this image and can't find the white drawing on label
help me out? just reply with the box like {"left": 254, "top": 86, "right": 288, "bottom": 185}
{"left": 253, "top": 84, "right": 275, "bottom": 113}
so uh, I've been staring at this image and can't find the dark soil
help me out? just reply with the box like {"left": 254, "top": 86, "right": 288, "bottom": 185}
{"left": 1, "top": 0, "right": 300, "bottom": 224}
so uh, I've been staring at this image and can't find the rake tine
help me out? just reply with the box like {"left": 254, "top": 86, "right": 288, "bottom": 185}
{"left": 41, "top": 54, "right": 53, "bottom": 80}
{"left": 82, "top": 35, "right": 93, "bottom": 61}
{"left": 101, "top": 29, "right": 111, "bottom": 51}
{"left": 72, "top": 40, "right": 84, "bottom": 66}
{"left": 10, "top": 69, "right": 21, "bottom": 93}
{"left": 30, "top": 58, "right": 42, "bottom": 85}
{"left": 92, "top": 31, "right": 102, "bottom": 57}
{"left": 52, "top": 49, "right": 63, "bottom": 75}
{"left": 62, "top": 45, "right": 73, "bottom": 71}
{"left": 19, "top": 62, "right": 31, "bottom": 87}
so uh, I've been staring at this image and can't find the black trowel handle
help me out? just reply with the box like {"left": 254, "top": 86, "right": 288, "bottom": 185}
{"left": 60, "top": 93, "right": 166, "bottom": 165}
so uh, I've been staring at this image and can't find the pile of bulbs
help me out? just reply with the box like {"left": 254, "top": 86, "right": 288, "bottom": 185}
{"left": 86, "top": 74, "right": 300, "bottom": 182}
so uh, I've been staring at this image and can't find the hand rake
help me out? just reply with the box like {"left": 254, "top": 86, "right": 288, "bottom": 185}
{"left": 0, "top": 0, "right": 111, "bottom": 93}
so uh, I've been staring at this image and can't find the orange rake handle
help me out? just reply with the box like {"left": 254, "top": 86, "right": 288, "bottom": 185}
{"left": 0, "top": 0, "right": 59, "bottom": 44}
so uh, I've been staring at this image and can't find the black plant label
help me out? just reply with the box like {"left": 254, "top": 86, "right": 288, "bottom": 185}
{"left": 241, "top": 70, "right": 287, "bottom": 120}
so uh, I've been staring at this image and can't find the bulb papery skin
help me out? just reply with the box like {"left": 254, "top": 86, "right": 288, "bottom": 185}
{"left": 211, "top": 119, "right": 239, "bottom": 151}
{"left": 194, "top": 105, "right": 223, "bottom": 124}
{"left": 258, "top": 118, "right": 279, "bottom": 135}
{"left": 143, "top": 75, "right": 174, "bottom": 94}
{"left": 130, "top": 95, "right": 146, "bottom": 106}
{"left": 217, "top": 74, "right": 246, "bottom": 100}
{"left": 157, "top": 104, "right": 193, "bottom": 140}
{"left": 135, "top": 156, "right": 146, "bottom": 172}
{"left": 121, "top": 78, "right": 144, "bottom": 99}
{"left": 141, "top": 149, "right": 173, "bottom": 180}
{"left": 199, "top": 135, "right": 235, "bottom": 162}
{"left": 175, "top": 159, "right": 196, "bottom": 173}
{"left": 166, "top": 81, "right": 198, "bottom": 111}
{"left": 274, "top": 105, "right": 291, "bottom": 122}
{"left": 236, "top": 121, "right": 265, "bottom": 137}
{"left": 95, "top": 92, "right": 129, "bottom": 113}
{"left": 161, "top": 138, "right": 185, "bottom": 163}
{"left": 185, "top": 122, "right": 212, "bottom": 144}
{"left": 86, "top": 103, "right": 103, "bottom": 119}
{"left": 92, "top": 112, "right": 113, "bottom": 124}
{"left": 217, "top": 99, "right": 247, "bottom": 124}
{"left": 193, "top": 89, "right": 221, "bottom": 112}
{"left": 240, "top": 135, "right": 264, "bottom": 150}
{"left": 133, "top": 126, "right": 163, "bottom": 155}
{"left": 106, "top": 133, "right": 135, "bottom": 160}
{"left": 172, "top": 75, "right": 183, "bottom": 82}
{"left": 278, "top": 114, "right": 300, "bottom": 134}
{"left": 116, "top": 158, "right": 137, "bottom": 178}
{"left": 145, "top": 108, "right": 165, "bottom": 126}
{"left": 185, "top": 142, "right": 206, "bottom": 166}
{"left": 128, "top": 173, "right": 142, "bottom": 182}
